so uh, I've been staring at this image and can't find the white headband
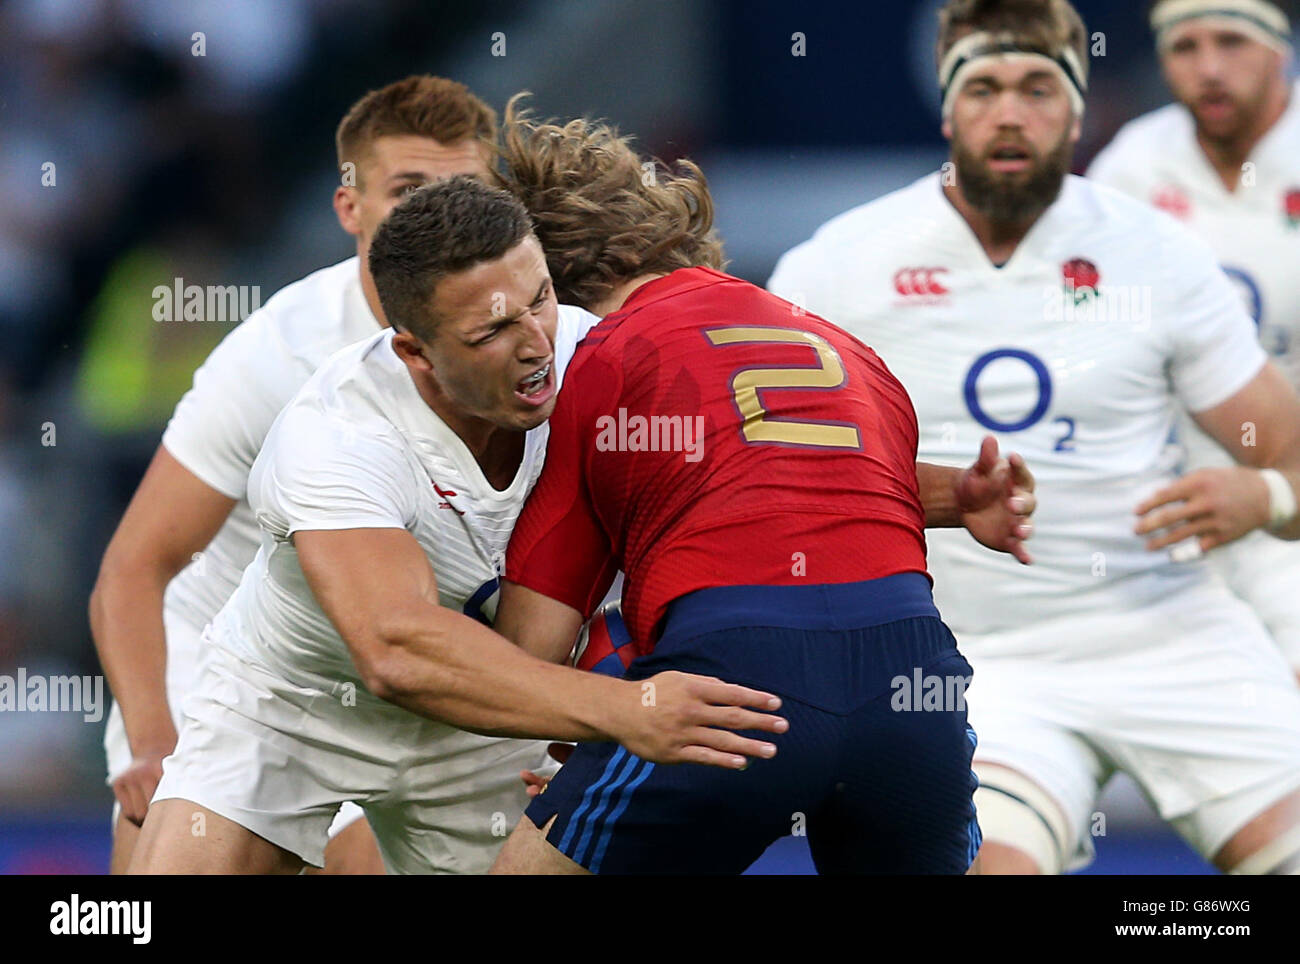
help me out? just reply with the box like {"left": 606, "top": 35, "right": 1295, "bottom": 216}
{"left": 939, "top": 31, "right": 1088, "bottom": 118}
{"left": 1151, "top": 0, "right": 1292, "bottom": 55}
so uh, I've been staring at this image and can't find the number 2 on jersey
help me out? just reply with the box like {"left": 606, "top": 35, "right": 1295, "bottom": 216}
{"left": 704, "top": 326, "right": 862, "bottom": 450}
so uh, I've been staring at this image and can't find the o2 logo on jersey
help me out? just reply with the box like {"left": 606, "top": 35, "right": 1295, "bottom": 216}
{"left": 1221, "top": 265, "right": 1287, "bottom": 357}
{"left": 463, "top": 577, "right": 500, "bottom": 626}
{"left": 963, "top": 348, "right": 1076, "bottom": 451}
{"left": 1221, "top": 266, "right": 1263, "bottom": 327}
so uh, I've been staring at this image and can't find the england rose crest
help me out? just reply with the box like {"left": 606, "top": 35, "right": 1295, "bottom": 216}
{"left": 1063, "top": 258, "right": 1100, "bottom": 303}
{"left": 1285, "top": 188, "right": 1300, "bottom": 229}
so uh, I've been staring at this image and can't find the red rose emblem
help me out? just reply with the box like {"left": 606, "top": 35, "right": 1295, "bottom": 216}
{"left": 1063, "top": 257, "right": 1100, "bottom": 293}
{"left": 1152, "top": 186, "right": 1191, "bottom": 220}
{"left": 1285, "top": 189, "right": 1300, "bottom": 227}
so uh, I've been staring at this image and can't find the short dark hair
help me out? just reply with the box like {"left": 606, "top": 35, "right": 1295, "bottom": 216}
{"left": 369, "top": 175, "right": 535, "bottom": 341}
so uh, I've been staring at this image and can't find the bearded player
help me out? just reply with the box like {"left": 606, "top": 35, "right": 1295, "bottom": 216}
{"left": 770, "top": 0, "right": 1300, "bottom": 875}
{"left": 485, "top": 98, "right": 1038, "bottom": 875}
{"left": 90, "top": 75, "right": 499, "bottom": 874}
{"left": 1089, "top": 0, "right": 1300, "bottom": 680}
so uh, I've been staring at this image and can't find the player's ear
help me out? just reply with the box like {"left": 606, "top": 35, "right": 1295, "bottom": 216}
{"left": 391, "top": 330, "right": 435, "bottom": 372}
{"left": 1068, "top": 114, "right": 1083, "bottom": 145}
{"left": 941, "top": 117, "right": 954, "bottom": 141}
{"left": 334, "top": 185, "right": 362, "bottom": 237}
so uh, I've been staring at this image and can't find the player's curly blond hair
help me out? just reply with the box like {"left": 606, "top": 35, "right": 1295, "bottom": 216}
{"left": 496, "top": 93, "right": 726, "bottom": 311}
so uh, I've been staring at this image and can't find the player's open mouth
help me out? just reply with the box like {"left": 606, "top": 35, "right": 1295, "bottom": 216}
{"left": 988, "top": 145, "right": 1032, "bottom": 173}
{"left": 514, "top": 362, "right": 554, "bottom": 406}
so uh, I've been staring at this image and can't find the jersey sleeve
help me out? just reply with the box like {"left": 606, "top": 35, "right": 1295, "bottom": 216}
{"left": 505, "top": 352, "right": 618, "bottom": 618}
{"left": 1164, "top": 227, "right": 1268, "bottom": 413}
{"left": 251, "top": 406, "right": 419, "bottom": 538}
{"left": 161, "top": 310, "right": 303, "bottom": 500}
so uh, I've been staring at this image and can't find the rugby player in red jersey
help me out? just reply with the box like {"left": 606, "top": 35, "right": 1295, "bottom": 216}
{"left": 488, "top": 100, "right": 1036, "bottom": 874}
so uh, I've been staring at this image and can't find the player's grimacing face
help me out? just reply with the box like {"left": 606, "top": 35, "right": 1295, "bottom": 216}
{"left": 343, "top": 135, "right": 493, "bottom": 253}
{"left": 422, "top": 235, "right": 560, "bottom": 433}
{"left": 1160, "top": 25, "right": 1282, "bottom": 141}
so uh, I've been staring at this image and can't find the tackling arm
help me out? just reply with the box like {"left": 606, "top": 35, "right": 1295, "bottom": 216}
{"left": 295, "top": 526, "right": 786, "bottom": 768}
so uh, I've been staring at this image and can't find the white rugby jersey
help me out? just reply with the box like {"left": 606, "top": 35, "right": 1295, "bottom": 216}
{"left": 1089, "top": 81, "right": 1300, "bottom": 469}
{"left": 160, "top": 257, "right": 379, "bottom": 633}
{"left": 769, "top": 173, "right": 1266, "bottom": 634}
{"left": 216, "top": 306, "right": 600, "bottom": 690}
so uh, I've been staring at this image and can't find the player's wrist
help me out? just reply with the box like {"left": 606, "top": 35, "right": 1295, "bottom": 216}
{"left": 1259, "top": 468, "right": 1299, "bottom": 531}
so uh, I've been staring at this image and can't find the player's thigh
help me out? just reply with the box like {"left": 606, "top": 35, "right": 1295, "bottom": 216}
{"left": 109, "top": 809, "right": 139, "bottom": 876}
{"left": 962, "top": 660, "right": 1107, "bottom": 874}
{"left": 523, "top": 734, "right": 809, "bottom": 874}
{"left": 129, "top": 798, "right": 302, "bottom": 874}
{"left": 1207, "top": 786, "right": 1300, "bottom": 874}
{"left": 810, "top": 650, "right": 980, "bottom": 874}
{"left": 155, "top": 643, "right": 389, "bottom": 870}
{"left": 1211, "top": 533, "right": 1300, "bottom": 673}
{"left": 366, "top": 737, "right": 551, "bottom": 874}
{"left": 1099, "top": 590, "right": 1300, "bottom": 863}
{"left": 491, "top": 816, "right": 588, "bottom": 875}
{"left": 305, "top": 804, "right": 385, "bottom": 876}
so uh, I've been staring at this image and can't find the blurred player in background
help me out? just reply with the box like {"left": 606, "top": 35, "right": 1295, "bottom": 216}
{"left": 1089, "top": 0, "right": 1300, "bottom": 680}
{"left": 487, "top": 98, "right": 1037, "bottom": 875}
{"left": 128, "top": 177, "right": 788, "bottom": 875}
{"left": 89, "top": 74, "right": 497, "bottom": 874}
{"left": 770, "top": 0, "right": 1300, "bottom": 874}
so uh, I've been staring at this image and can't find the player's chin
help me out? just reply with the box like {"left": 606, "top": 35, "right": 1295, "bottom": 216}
{"left": 508, "top": 395, "right": 556, "bottom": 430}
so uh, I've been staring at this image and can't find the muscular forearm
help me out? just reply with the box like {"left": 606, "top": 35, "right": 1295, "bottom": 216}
{"left": 916, "top": 461, "right": 964, "bottom": 528}
{"left": 89, "top": 564, "right": 178, "bottom": 754}
{"left": 362, "top": 608, "right": 634, "bottom": 742}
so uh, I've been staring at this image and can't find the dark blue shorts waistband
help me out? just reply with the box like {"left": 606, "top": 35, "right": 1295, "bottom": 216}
{"left": 662, "top": 572, "right": 938, "bottom": 640}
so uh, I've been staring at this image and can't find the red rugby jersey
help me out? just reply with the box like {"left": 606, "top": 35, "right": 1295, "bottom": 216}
{"left": 506, "top": 267, "right": 929, "bottom": 646}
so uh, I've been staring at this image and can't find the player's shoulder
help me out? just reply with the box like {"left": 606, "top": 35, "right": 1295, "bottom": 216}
{"left": 804, "top": 173, "right": 942, "bottom": 249}
{"left": 1102, "top": 101, "right": 1192, "bottom": 157}
{"left": 1060, "top": 174, "right": 1200, "bottom": 248}
{"left": 254, "top": 256, "right": 375, "bottom": 361}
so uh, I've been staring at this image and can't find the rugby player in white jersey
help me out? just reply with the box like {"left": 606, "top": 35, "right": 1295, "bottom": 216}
{"left": 770, "top": 0, "right": 1300, "bottom": 874}
{"left": 89, "top": 75, "right": 499, "bottom": 874}
{"left": 1089, "top": 0, "right": 1300, "bottom": 679}
{"left": 127, "top": 176, "right": 788, "bottom": 875}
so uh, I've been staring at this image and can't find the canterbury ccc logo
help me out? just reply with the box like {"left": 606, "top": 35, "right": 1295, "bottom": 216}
{"left": 894, "top": 267, "right": 950, "bottom": 296}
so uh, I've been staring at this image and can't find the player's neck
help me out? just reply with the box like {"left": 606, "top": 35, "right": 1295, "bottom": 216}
{"left": 942, "top": 182, "right": 1039, "bottom": 267}
{"left": 1194, "top": 81, "right": 1291, "bottom": 194}
{"left": 358, "top": 258, "right": 392, "bottom": 329}
{"left": 407, "top": 369, "right": 524, "bottom": 488}
{"left": 589, "top": 273, "right": 669, "bottom": 317}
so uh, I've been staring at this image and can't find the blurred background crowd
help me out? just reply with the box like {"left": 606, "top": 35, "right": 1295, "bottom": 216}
{"left": 0, "top": 0, "right": 1271, "bottom": 872}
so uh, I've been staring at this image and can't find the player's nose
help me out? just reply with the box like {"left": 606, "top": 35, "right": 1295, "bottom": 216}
{"left": 517, "top": 312, "right": 553, "bottom": 361}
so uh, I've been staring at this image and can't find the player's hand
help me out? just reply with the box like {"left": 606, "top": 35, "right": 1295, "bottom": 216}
{"left": 1134, "top": 466, "right": 1271, "bottom": 554}
{"left": 520, "top": 742, "right": 574, "bottom": 797}
{"left": 610, "top": 672, "right": 786, "bottom": 770}
{"left": 956, "top": 435, "right": 1036, "bottom": 565}
{"left": 112, "top": 749, "right": 171, "bottom": 826}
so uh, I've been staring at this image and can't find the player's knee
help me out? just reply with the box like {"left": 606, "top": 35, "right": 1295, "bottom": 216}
{"left": 972, "top": 766, "right": 1072, "bottom": 876}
